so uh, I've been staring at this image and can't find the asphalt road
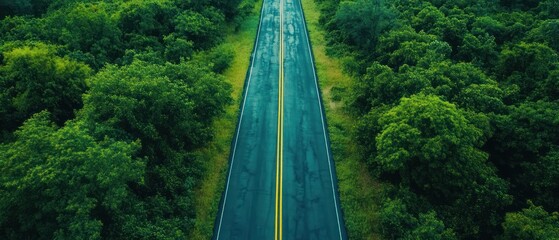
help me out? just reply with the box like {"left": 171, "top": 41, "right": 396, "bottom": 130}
{"left": 214, "top": 0, "right": 346, "bottom": 239}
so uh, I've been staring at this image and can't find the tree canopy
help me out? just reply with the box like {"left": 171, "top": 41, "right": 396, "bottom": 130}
{"left": 0, "top": 112, "right": 144, "bottom": 239}
{"left": 0, "top": 0, "right": 249, "bottom": 238}
{"left": 316, "top": 0, "right": 559, "bottom": 238}
{"left": 0, "top": 43, "right": 91, "bottom": 132}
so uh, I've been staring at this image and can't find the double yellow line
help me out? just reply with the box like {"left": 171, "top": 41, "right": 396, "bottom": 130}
{"left": 275, "top": 0, "right": 284, "bottom": 239}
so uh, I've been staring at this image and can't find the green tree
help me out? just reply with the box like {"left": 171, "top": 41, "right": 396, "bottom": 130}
{"left": 424, "top": 62, "right": 504, "bottom": 113}
{"left": 0, "top": 112, "right": 144, "bottom": 239}
{"left": 432, "top": 0, "right": 498, "bottom": 14}
{"left": 163, "top": 33, "right": 193, "bottom": 63}
{"left": 351, "top": 61, "right": 504, "bottom": 114}
{"left": 457, "top": 32, "right": 499, "bottom": 69}
{"left": 541, "top": 70, "right": 559, "bottom": 101}
{"left": 526, "top": 19, "right": 559, "bottom": 52}
{"left": 537, "top": 0, "right": 559, "bottom": 19}
{"left": 389, "top": 40, "right": 451, "bottom": 68}
{"left": 208, "top": 0, "right": 243, "bottom": 20}
{"left": 375, "top": 94, "right": 511, "bottom": 237}
{"left": 174, "top": 8, "right": 225, "bottom": 49}
{"left": 376, "top": 27, "right": 449, "bottom": 68}
{"left": 378, "top": 188, "right": 456, "bottom": 240}
{"left": 331, "top": 0, "right": 393, "bottom": 50}
{"left": 489, "top": 101, "right": 559, "bottom": 210}
{"left": 454, "top": 83, "right": 505, "bottom": 114}
{"left": 409, "top": 212, "right": 457, "bottom": 240}
{"left": 118, "top": 0, "right": 177, "bottom": 51}
{"left": 494, "top": 11, "right": 535, "bottom": 43}
{"left": 380, "top": 199, "right": 457, "bottom": 240}
{"left": 471, "top": 16, "right": 507, "bottom": 44}
{"left": 76, "top": 59, "right": 231, "bottom": 238}
{"left": 0, "top": 43, "right": 91, "bottom": 133}
{"left": 499, "top": 0, "right": 540, "bottom": 10}
{"left": 497, "top": 42, "right": 558, "bottom": 102}
{"left": 80, "top": 60, "right": 231, "bottom": 156}
{"left": 354, "top": 63, "right": 430, "bottom": 110}
{"left": 79, "top": 59, "right": 231, "bottom": 233}
{"left": 523, "top": 149, "right": 559, "bottom": 211}
{"left": 411, "top": 5, "right": 446, "bottom": 37}
{"left": 502, "top": 202, "right": 559, "bottom": 240}
{"left": 44, "top": 3, "right": 123, "bottom": 68}
{"left": 0, "top": 0, "right": 52, "bottom": 17}
{"left": 196, "top": 44, "right": 235, "bottom": 74}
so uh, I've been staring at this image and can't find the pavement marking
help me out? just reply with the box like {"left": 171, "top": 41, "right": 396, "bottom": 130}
{"left": 215, "top": 0, "right": 267, "bottom": 238}
{"left": 275, "top": 0, "right": 285, "bottom": 239}
{"left": 298, "top": 0, "right": 344, "bottom": 239}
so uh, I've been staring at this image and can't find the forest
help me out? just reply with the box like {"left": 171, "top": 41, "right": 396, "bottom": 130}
{"left": 315, "top": 0, "right": 559, "bottom": 239}
{"left": 0, "top": 0, "right": 252, "bottom": 239}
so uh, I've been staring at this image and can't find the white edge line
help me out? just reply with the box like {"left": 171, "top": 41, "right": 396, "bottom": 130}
{"left": 298, "top": 0, "right": 343, "bottom": 239}
{"left": 215, "top": 1, "right": 266, "bottom": 239}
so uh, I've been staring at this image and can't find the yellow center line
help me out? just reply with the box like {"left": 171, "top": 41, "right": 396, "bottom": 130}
{"left": 275, "top": 0, "right": 284, "bottom": 239}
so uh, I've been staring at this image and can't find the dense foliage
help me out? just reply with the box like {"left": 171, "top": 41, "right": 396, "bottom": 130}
{"left": 315, "top": 0, "right": 559, "bottom": 238}
{"left": 0, "top": 0, "right": 250, "bottom": 238}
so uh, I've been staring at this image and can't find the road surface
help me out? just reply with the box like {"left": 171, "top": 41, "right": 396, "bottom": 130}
{"left": 214, "top": 0, "right": 346, "bottom": 239}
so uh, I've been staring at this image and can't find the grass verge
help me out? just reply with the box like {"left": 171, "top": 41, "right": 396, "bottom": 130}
{"left": 189, "top": 1, "right": 262, "bottom": 239}
{"left": 301, "top": 0, "right": 382, "bottom": 239}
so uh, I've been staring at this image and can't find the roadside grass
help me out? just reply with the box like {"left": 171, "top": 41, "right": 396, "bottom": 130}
{"left": 190, "top": 1, "right": 262, "bottom": 239}
{"left": 301, "top": 0, "right": 382, "bottom": 239}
